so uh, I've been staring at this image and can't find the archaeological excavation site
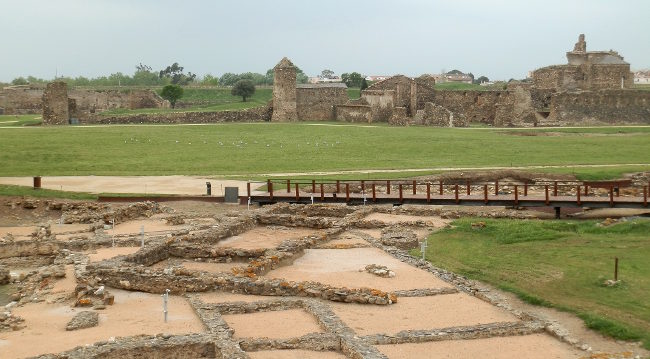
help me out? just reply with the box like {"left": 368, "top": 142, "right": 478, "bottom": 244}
{"left": 2, "top": 189, "right": 647, "bottom": 359}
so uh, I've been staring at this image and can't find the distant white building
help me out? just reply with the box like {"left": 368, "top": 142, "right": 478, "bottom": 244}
{"left": 309, "top": 75, "right": 342, "bottom": 84}
{"left": 634, "top": 70, "right": 650, "bottom": 84}
{"left": 365, "top": 75, "right": 391, "bottom": 82}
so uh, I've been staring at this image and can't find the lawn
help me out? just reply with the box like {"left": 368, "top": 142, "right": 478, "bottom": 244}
{"left": 0, "top": 114, "right": 43, "bottom": 127}
{"left": 0, "top": 124, "right": 648, "bottom": 177}
{"left": 415, "top": 218, "right": 650, "bottom": 348}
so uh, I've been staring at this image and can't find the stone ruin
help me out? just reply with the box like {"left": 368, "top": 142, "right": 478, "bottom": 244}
{"left": 0, "top": 199, "right": 614, "bottom": 358}
{"left": 9, "top": 34, "right": 649, "bottom": 127}
{"left": 271, "top": 57, "right": 348, "bottom": 122}
{"left": 0, "top": 83, "right": 168, "bottom": 119}
{"left": 42, "top": 81, "right": 70, "bottom": 125}
{"left": 533, "top": 34, "right": 634, "bottom": 91}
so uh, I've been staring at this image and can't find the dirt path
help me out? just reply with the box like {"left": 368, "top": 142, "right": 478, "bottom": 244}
{"left": 0, "top": 176, "right": 257, "bottom": 196}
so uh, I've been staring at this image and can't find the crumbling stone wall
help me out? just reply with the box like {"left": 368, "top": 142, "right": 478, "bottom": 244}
{"left": 0, "top": 85, "right": 44, "bottom": 114}
{"left": 415, "top": 102, "right": 468, "bottom": 127}
{"left": 548, "top": 90, "right": 650, "bottom": 125}
{"left": 532, "top": 34, "right": 633, "bottom": 91}
{"left": 271, "top": 57, "right": 298, "bottom": 121}
{"left": 85, "top": 105, "right": 272, "bottom": 124}
{"left": 0, "top": 84, "right": 166, "bottom": 115}
{"left": 334, "top": 104, "right": 372, "bottom": 123}
{"left": 296, "top": 84, "right": 348, "bottom": 121}
{"left": 42, "top": 81, "right": 69, "bottom": 125}
{"left": 362, "top": 90, "right": 395, "bottom": 122}
{"left": 69, "top": 88, "right": 167, "bottom": 113}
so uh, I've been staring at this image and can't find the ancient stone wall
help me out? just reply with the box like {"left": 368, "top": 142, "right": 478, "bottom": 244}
{"left": 361, "top": 90, "right": 395, "bottom": 122}
{"left": 0, "top": 85, "right": 167, "bottom": 115}
{"left": 548, "top": 90, "right": 650, "bottom": 125}
{"left": 68, "top": 89, "right": 168, "bottom": 113}
{"left": 85, "top": 105, "right": 272, "bottom": 124}
{"left": 433, "top": 90, "right": 502, "bottom": 125}
{"left": 42, "top": 81, "right": 69, "bottom": 125}
{"left": 415, "top": 102, "right": 468, "bottom": 127}
{"left": 296, "top": 85, "right": 348, "bottom": 121}
{"left": 0, "top": 85, "right": 44, "bottom": 114}
{"left": 366, "top": 76, "right": 413, "bottom": 110}
{"left": 334, "top": 104, "right": 372, "bottom": 123}
{"left": 271, "top": 57, "right": 297, "bottom": 122}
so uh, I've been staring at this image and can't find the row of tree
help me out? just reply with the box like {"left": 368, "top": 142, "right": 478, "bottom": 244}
{"left": 9, "top": 63, "right": 200, "bottom": 87}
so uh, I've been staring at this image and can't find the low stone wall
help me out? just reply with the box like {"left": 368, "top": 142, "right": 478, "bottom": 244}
{"left": 548, "top": 89, "right": 650, "bottom": 125}
{"left": 335, "top": 104, "right": 372, "bottom": 123}
{"left": 84, "top": 105, "right": 272, "bottom": 125}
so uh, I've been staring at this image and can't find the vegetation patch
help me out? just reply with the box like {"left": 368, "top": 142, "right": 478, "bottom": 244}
{"left": 416, "top": 217, "right": 650, "bottom": 348}
{"left": 1, "top": 124, "right": 649, "bottom": 177}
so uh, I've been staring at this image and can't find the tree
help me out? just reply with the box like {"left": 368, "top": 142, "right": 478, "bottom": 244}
{"left": 320, "top": 69, "right": 335, "bottom": 79}
{"left": 201, "top": 74, "right": 219, "bottom": 86}
{"left": 159, "top": 62, "right": 196, "bottom": 85}
{"left": 11, "top": 77, "right": 28, "bottom": 85}
{"left": 160, "top": 84, "right": 184, "bottom": 108}
{"left": 341, "top": 72, "right": 363, "bottom": 87}
{"left": 475, "top": 76, "right": 489, "bottom": 84}
{"left": 231, "top": 80, "right": 255, "bottom": 102}
{"left": 360, "top": 77, "right": 369, "bottom": 91}
{"left": 133, "top": 63, "right": 161, "bottom": 86}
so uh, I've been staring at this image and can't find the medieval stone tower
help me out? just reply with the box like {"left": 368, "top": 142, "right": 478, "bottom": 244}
{"left": 271, "top": 57, "right": 297, "bottom": 122}
{"left": 42, "top": 81, "right": 69, "bottom": 125}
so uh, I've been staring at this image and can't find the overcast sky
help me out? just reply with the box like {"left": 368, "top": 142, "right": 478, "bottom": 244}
{"left": 1, "top": 0, "right": 648, "bottom": 82}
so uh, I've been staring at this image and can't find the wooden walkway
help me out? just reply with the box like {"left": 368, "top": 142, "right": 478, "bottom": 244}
{"left": 246, "top": 179, "right": 650, "bottom": 212}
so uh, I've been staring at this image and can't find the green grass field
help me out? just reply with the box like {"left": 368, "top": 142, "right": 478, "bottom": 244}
{"left": 415, "top": 218, "right": 650, "bottom": 348}
{"left": 0, "top": 123, "right": 648, "bottom": 178}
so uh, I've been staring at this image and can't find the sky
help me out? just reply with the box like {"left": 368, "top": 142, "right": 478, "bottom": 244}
{"left": 1, "top": 0, "right": 649, "bottom": 82}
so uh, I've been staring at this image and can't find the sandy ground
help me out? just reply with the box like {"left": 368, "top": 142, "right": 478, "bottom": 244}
{"left": 50, "top": 224, "right": 92, "bottom": 234}
{"left": 0, "top": 176, "right": 258, "bottom": 196}
{"left": 85, "top": 246, "right": 141, "bottom": 262}
{"left": 216, "top": 226, "right": 318, "bottom": 250}
{"left": 49, "top": 265, "right": 77, "bottom": 295}
{"left": 364, "top": 213, "right": 450, "bottom": 227}
{"left": 330, "top": 294, "right": 517, "bottom": 336}
{"left": 151, "top": 259, "right": 241, "bottom": 274}
{"left": 0, "top": 226, "right": 35, "bottom": 241}
{"left": 109, "top": 219, "right": 180, "bottom": 235}
{"left": 223, "top": 308, "right": 323, "bottom": 339}
{"left": 0, "top": 289, "right": 204, "bottom": 359}
{"left": 248, "top": 350, "right": 347, "bottom": 359}
{"left": 376, "top": 334, "right": 582, "bottom": 358}
{"left": 265, "top": 248, "right": 453, "bottom": 292}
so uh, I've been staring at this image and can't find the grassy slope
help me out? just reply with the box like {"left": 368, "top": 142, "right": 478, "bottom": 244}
{"left": 416, "top": 218, "right": 650, "bottom": 348}
{"left": 0, "top": 124, "right": 649, "bottom": 177}
{"left": 100, "top": 88, "right": 273, "bottom": 115}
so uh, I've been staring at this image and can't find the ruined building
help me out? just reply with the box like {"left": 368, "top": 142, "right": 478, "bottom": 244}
{"left": 271, "top": 57, "right": 348, "bottom": 122}
{"left": 0, "top": 84, "right": 167, "bottom": 119}
{"left": 532, "top": 34, "right": 634, "bottom": 91}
